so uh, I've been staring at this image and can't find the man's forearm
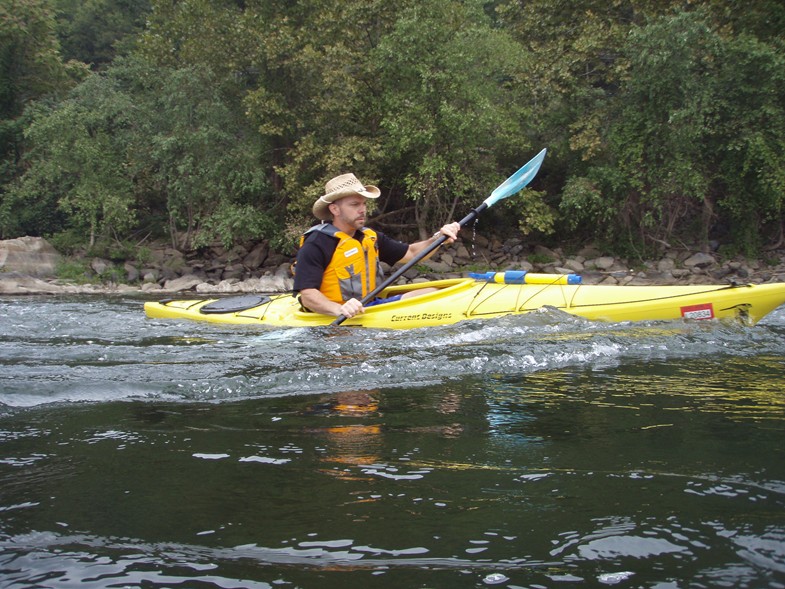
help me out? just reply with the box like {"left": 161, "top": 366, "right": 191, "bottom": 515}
{"left": 299, "top": 288, "right": 364, "bottom": 318}
{"left": 299, "top": 288, "right": 343, "bottom": 316}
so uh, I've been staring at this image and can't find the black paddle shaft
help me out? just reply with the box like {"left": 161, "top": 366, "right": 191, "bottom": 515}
{"left": 330, "top": 202, "right": 488, "bottom": 326}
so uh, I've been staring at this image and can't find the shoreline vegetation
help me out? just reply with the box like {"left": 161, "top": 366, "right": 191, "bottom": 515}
{"left": 2, "top": 236, "right": 784, "bottom": 296}
{"left": 4, "top": 3, "right": 785, "bottom": 282}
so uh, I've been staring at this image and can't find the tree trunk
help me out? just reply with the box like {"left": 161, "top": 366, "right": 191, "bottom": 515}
{"left": 701, "top": 195, "right": 715, "bottom": 252}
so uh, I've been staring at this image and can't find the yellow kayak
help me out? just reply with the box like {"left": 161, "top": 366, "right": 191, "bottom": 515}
{"left": 144, "top": 273, "right": 785, "bottom": 329}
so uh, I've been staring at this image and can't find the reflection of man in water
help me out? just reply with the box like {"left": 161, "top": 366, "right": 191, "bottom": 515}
{"left": 308, "top": 390, "right": 382, "bottom": 470}
{"left": 306, "top": 388, "right": 466, "bottom": 475}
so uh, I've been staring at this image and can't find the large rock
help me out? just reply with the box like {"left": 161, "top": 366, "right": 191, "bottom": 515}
{"left": 534, "top": 244, "right": 560, "bottom": 262}
{"left": 0, "top": 272, "right": 120, "bottom": 294}
{"left": 0, "top": 237, "right": 62, "bottom": 277}
{"left": 163, "top": 274, "right": 203, "bottom": 291}
{"left": 683, "top": 252, "right": 716, "bottom": 268}
{"left": 243, "top": 242, "right": 269, "bottom": 269}
{"left": 421, "top": 259, "right": 452, "bottom": 273}
{"left": 589, "top": 256, "right": 616, "bottom": 271}
{"left": 657, "top": 258, "right": 676, "bottom": 273}
{"left": 0, "top": 273, "right": 63, "bottom": 294}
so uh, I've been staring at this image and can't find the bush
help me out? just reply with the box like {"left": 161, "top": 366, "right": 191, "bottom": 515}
{"left": 55, "top": 259, "right": 92, "bottom": 283}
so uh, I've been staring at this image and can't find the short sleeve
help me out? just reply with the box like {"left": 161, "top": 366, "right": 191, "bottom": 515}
{"left": 376, "top": 231, "right": 409, "bottom": 266}
{"left": 293, "top": 234, "right": 332, "bottom": 292}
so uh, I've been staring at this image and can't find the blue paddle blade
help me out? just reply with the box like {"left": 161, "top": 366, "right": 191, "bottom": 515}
{"left": 484, "top": 148, "right": 547, "bottom": 207}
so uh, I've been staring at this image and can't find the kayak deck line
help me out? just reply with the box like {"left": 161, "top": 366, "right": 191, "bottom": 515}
{"left": 463, "top": 280, "right": 750, "bottom": 315}
{"left": 143, "top": 277, "right": 785, "bottom": 329}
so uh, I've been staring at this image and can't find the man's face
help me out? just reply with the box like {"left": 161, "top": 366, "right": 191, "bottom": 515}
{"left": 329, "top": 195, "right": 367, "bottom": 230}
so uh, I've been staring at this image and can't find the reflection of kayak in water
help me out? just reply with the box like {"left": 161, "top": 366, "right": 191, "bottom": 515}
{"left": 144, "top": 274, "right": 785, "bottom": 330}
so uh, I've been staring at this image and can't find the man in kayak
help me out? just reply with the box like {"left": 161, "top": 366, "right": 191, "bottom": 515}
{"left": 294, "top": 173, "right": 461, "bottom": 318}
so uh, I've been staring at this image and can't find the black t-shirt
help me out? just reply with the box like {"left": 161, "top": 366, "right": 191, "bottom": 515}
{"left": 293, "top": 226, "right": 409, "bottom": 293}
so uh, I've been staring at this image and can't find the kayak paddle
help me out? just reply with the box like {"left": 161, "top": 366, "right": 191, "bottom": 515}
{"left": 332, "top": 148, "right": 547, "bottom": 326}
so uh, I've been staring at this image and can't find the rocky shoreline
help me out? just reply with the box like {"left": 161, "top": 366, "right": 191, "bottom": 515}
{"left": 2, "top": 235, "right": 785, "bottom": 296}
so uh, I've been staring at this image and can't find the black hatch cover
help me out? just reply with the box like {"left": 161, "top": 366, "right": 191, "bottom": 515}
{"left": 200, "top": 294, "right": 271, "bottom": 314}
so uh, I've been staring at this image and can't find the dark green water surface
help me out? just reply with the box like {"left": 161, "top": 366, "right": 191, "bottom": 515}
{"left": 1, "top": 296, "right": 784, "bottom": 588}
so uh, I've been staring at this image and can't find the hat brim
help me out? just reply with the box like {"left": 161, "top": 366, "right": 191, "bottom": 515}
{"left": 312, "top": 186, "right": 380, "bottom": 220}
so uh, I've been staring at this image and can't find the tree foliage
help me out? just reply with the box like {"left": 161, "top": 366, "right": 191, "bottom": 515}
{"left": 0, "top": 0, "right": 87, "bottom": 236}
{"left": 10, "top": 73, "right": 136, "bottom": 244}
{"left": 374, "top": 0, "right": 544, "bottom": 238}
{"left": 53, "top": 0, "right": 151, "bottom": 68}
{"left": 2, "top": 0, "right": 784, "bottom": 258}
{"left": 6, "top": 55, "right": 274, "bottom": 249}
{"left": 560, "top": 9, "right": 785, "bottom": 256}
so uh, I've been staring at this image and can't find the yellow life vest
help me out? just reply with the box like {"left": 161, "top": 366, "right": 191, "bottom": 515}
{"left": 300, "top": 224, "right": 382, "bottom": 304}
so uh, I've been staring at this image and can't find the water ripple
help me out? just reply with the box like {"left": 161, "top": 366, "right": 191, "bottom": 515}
{"left": 2, "top": 298, "right": 785, "bottom": 407}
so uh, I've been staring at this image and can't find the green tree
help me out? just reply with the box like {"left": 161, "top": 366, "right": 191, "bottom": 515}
{"left": 701, "top": 0, "right": 785, "bottom": 42}
{"left": 8, "top": 53, "right": 274, "bottom": 250}
{"left": 373, "top": 0, "right": 545, "bottom": 238}
{"left": 710, "top": 33, "right": 785, "bottom": 251}
{"left": 561, "top": 9, "right": 723, "bottom": 251}
{"left": 238, "top": 0, "right": 550, "bottom": 239}
{"left": 7, "top": 0, "right": 784, "bottom": 257}
{"left": 7, "top": 72, "right": 136, "bottom": 245}
{"left": 139, "top": 63, "right": 272, "bottom": 249}
{"left": 494, "top": 0, "right": 662, "bottom": 159}
{"left": 239, "top": 0, "right": 398, "bottom": 230}
{"left": 561, "top": 10, "right": 785, "bottom": 255}
{"left": 136, "top": 0, "right": 551, "bottom": 242}
{"left": 134, "top": 0, "right": 277, "bottom": 248}
{"left": 0, "top": 0, "right": 86, "bottom": 236}
{"left": 53, "top": 0, "right": 152, "bottom": 68}
{"left": 0, "top": 0, "right": 81, "bottom": 120}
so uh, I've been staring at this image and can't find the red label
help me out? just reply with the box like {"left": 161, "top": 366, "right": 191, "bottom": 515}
{"left": 680, "top": 303, "right": 715, "bottom": 320}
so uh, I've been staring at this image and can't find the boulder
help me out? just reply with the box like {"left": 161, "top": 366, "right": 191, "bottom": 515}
{"left": 222, "top": 263, "right": 246, "bottom": 280}
{"left": 150, "top": 246, "right": 183, "bottom": 264}
{"left": 0, "top": 237, "right": 62, "bottom": 277}
{"left": 657, "top": 258, "right": 676, "bottom": 273}
{"left": 141, "top": 269, "right": 159, "bottom": 283}
{"left": 683, "top": 252, "right": 716, "bottom": 269}
{"left": 243, "top": 242, "right": 269, "bottom": 269}
{"left": 534, "top": 244, "right": 560, "bottom": 262}
{"left": 421, "top": 259, "right": 452, "bottom": 273}
{"left": 0, "top": 273, "right": 62, "bottom": 294}
{"left": 124, "top": 262, "right": 140, "bottom": 283}
{"left": 91, "top": 257, "right": 113, "bottom": 276}
{"left": 590, "top": 256, "right": 616, "bottom": 271}
{"left": 577, "top": 244, "right": 602, "bottom": 259}
{"left": 163, "top": 274, "right": 203, "bottom": 291}
{"left": 274, "top": 262, "right": 293, "bottom": 278}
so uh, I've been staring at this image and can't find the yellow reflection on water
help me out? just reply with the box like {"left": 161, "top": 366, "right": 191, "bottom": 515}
{"left": 489, "top": 355, "right": 785, "bottom": 423}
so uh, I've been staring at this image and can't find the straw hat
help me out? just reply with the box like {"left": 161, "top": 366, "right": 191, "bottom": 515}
{"left": 313, "top": 173, "right": 380, "bottom": 220}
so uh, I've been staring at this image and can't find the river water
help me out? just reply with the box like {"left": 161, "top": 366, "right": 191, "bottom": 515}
{"left": 1, "top": 295, "right": 784, "bottom": 588}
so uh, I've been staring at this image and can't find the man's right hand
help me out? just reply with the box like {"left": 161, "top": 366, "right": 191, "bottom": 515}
{"left": 339, "top": 298, "right": 365, "bottom": 318}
